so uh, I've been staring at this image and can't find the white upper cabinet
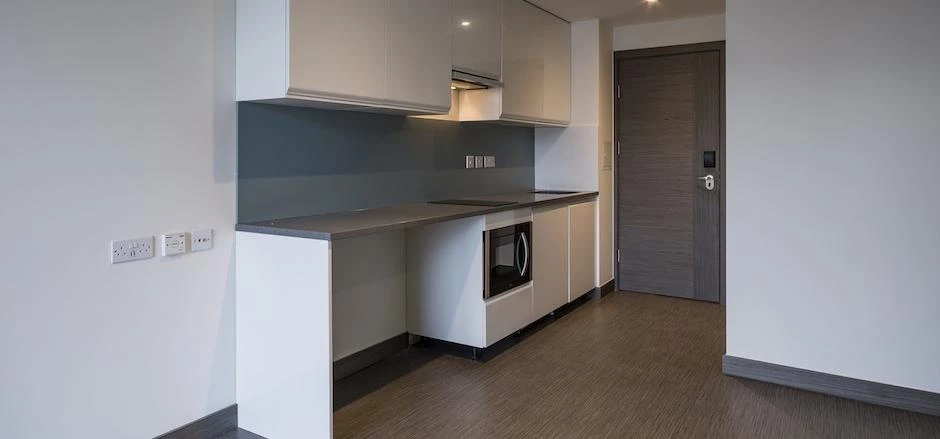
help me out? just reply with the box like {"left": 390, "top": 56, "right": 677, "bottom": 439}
{"left": 541, "top": 11, "right": 571, "bottom": 124}
{"left": 288, "top": 0, "right": 387, "bottom": 104}
{"left": 501, "top": 0, "right": 544, "bottom": 121}
{"left": 387, "top": 0, "right": 453, "bottom": 110}
{"left": 458, "top": 0, "right": 570, "bottom": 126}
{"left": 237, "top": 0, "right": 453, "bottom": 115}
{"left": 453, "top": 0, "right": 502, "bottom": 80}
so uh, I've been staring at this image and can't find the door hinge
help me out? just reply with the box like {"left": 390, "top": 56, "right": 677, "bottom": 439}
{"left": 617, "top": 249, "right": 622, "bottom": 263}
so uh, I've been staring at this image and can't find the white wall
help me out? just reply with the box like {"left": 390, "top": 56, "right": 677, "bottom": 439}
{"left": 613, "top": 14, "right": 724, "bottom": 51}
{"left": 597, "top": 21, "right": 614, "bottom": 287}
{"left": 534, "top": 19, "right": 615, "bottom": 287}
{"left": 0, "top": 1, "right": 237, "bottom": 438}
{"left": 727, "top": 0, "right": 940, "bottom": 393}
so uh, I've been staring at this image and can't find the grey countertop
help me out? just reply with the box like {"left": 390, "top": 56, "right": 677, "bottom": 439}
{"left": 235, "top": 191, "right": 599, "bottom": 241}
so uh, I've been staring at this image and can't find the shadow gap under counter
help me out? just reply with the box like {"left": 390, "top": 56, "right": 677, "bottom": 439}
{"left": 235, "top": 191, "right": 599, "bottom": 241}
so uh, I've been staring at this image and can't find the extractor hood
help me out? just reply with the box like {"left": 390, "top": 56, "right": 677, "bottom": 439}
{"left": 451, "top": 70, "right": 501, "bottom": 90}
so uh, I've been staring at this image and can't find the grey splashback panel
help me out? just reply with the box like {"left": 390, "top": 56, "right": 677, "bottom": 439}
{"left": 238, "top": 103, "right": 535, "bottom": 222}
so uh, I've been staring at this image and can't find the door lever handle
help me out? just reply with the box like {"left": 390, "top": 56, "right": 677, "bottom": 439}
{"left": 698, "top": 174, "right": 715, "bottom": 191}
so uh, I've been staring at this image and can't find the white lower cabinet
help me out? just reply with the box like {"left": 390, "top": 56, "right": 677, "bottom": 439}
{"left": 533, "top": 205, "right": 569, "bottom": 318}
{"left": 406, "top": 216, "right": 487, "bottom": 348}
{"left": 407, "top": 209, "right": 538, "bottom": 348}
{"left": 407, "top": 201, "right": 596, "bottom": 349}
{"left": 569, "top": 201, "right": 597, "bottom": 301}
{"left": 485, "top": 284, "right": 534, "bottom": 346}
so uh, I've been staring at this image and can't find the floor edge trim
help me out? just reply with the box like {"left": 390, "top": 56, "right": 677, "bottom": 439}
{"left": 722, "top": 355, "right": 940, "bottom": 417}
{"left": 153, "top": 404, "right": 237, "bottom": 439}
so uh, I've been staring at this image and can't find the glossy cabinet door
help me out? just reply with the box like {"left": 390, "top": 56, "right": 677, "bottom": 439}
{"left": 569, "top": 201, "right": 597, "bottom": 301}
{"left": 289, "top": 0, "right": 388, "bottom": 103}
{"left": 453, "top": 0, "right": 502, "bottom": 79}
{"left": 387, "top": 0, "right": 453, "bottom": 111}
{"left": 533, "top": 205, "right": 569, "bottom": 319}
{"left": 541, "top": 11, "right": 571, "bottom": 123}
{"left": 501, "top": 0, "right": 543, "bottom": 121}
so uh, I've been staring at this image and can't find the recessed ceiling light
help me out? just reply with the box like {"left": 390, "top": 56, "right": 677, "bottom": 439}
{"left": 460, "top": 20, "right": 471, "bottom": 27}
{"left": 450, "top": 86, "right": 457, "bottom": 90}
{"left": 644, "top": 0, "right": 658, "bottom": 3}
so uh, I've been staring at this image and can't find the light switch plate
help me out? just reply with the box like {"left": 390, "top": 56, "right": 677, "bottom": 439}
{"left": 191, "top": 229, "right": 213, "bottom": 252}
{"left": 111, "top": 237, "right": 154, "bottom": 264}
{"left": 475, "top": 156, "right": 484, "bottom": 168}
{"left": 161, "top": 233, "right": 187, "bottom": 256}
{"left": 466, "top": 155, "right": 476, "bottom": 169}
{"left": 484, "top": 156, "right": 496, "bottom": 168}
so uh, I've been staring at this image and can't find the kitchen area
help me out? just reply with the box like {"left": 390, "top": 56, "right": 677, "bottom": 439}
{"left": 233, "top": 1, "right": 611, "bottom": 438}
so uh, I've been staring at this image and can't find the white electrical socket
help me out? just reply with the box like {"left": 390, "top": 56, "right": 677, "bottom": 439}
{"left": 111, "top": 237, "right": 154, "bottom": 264}
{"left": 484, "top": 156, "right": 496, "bottom": 168}
{"left": 466, "top": 155, "right": 476, "bottom": 169}
{"left": 191, "top": 229, "right": 213, "bottom": 252}
{"left": 161, "top": 233, "right": 187, "bottom": 256}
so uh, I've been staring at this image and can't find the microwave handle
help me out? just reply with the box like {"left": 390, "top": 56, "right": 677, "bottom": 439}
{"left": 483, "top": 231, "right": 491, "bottom": 299}
{"left": 518, "top": 231, "right": 529, "bottom": 277}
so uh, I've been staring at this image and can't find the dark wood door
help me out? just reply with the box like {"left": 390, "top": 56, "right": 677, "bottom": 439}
{"left": 616, "top": 45, "right": 722, "bottom": 302}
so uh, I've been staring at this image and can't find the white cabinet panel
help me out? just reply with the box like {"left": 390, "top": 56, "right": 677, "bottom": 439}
{"left": 406, "top": 216, "right": 487, "bottom": 348}
{"left": 569, "top": 201, "right": 597, "bottom": 301}
{"left": 235, "top": 232, "right": 332, "bottom": 439}
{"left": 485, "top": 284, "right": 534, "bottom": 346}
{"left": 533, "top": 206, "right": 569, "bottom": 318}
{"left": 542, "top": 12, "right": 571, "bottom": 123}
{"left": 501, "top": 0, "right": 544, "bottom": 120}
{"left": 289, "top": 0, "right": 387, "bottom": 103}
{"left": 387, "top": 0, "right": 453, "bottom": 110}
{"left": 453, "top": 0, "right": 502, "bottom": 79}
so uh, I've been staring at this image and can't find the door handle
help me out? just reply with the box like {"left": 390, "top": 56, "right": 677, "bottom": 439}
{"left": 698, "top": 174, "right": 715, "bottom": 191}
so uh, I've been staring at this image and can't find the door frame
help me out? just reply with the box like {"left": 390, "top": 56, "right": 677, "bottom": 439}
{"left": 613, "top": 41, "right": 726, "bottom": 303}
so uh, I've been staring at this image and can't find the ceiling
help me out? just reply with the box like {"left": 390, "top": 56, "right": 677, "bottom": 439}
{"left": 527, "top": 0, "right": 725, "bottom": 27}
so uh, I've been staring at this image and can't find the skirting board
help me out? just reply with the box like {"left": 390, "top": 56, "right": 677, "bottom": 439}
{"left": 154, "top": 404, "right": 237, "bottom": 439}
{"left": 723, "top": 355, "right": 940, "bottom": 417}
{"left": 334, "top": 332, "right": 410, "bottom": 381}
{"left": 590, "top": 279, "right": 616, "bottom": 299}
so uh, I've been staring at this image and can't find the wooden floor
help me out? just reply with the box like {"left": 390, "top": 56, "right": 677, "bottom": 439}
{"left": 217, "top": 428, "right": 265, "bottom": 439}
{"left": 333, "top": 292, "right": 940, "bottom": 438}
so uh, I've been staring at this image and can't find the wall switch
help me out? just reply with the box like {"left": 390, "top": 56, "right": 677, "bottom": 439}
{"left": 111, "top": 237, "right": 154, "bottom": 264}
{"left": 191, "top": 229, "right": 213, "bottom": 252}
{"left": 161, "top": 233, "right": 187, "bottom": 256}
{"left": 475, "top": 156, "right": 485, "bottom": 168}
{"left": 484, "top": 156, "right": 496, "bottom": 168}
{"left": 466, "top": 155, "right": 476, "bottom": 169}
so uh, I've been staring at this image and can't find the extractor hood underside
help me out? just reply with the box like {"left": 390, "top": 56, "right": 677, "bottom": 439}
{"left": 451, "top": 70, "right": 501, "bottom": 90}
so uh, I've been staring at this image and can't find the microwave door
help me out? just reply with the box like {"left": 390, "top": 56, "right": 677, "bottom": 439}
{"left": 485, "top": 222, "right": 532, "bottom": 299}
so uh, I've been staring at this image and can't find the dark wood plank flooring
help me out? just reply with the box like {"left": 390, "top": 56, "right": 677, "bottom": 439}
{"left": 334, "top": 292, "right": 940, "bottom": 438}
